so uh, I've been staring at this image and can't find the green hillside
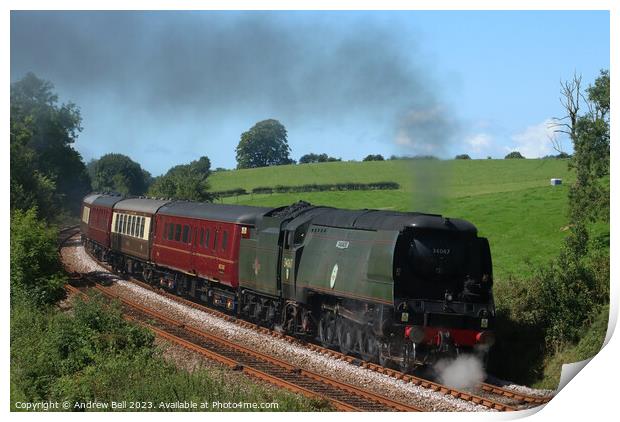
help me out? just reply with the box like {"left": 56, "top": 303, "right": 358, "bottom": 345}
{"left": 209, "top": 159, "right": 574, "bottom": 283}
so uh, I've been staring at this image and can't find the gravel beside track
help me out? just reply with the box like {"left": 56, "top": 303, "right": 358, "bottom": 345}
{"left": 61, "top": 239, "right": 552, "bottom": 411}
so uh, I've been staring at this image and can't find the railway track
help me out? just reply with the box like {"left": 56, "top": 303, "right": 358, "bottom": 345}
{"left": 64, "top": 281, "right": 421, "bottom": 412}
{"left": 62, "top": 231, "right": 552, "bottom": 411}
{"left": 112, "top": 275, "right": 540, "bottom": 411}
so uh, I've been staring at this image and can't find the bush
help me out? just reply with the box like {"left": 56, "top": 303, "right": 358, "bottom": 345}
{"left": 211, "top": 188, "right": 248, "bottom": 198}
{"left": 10, "top": 296, "right": 331, "bottom": 411}
{"left": 504, "top": 151, "right": 525, "bottom": 159}
{"left": 455, "top": 154, "right": 471, "bottom": 160}
{"left": 362, "top": 154, "right": 385, "bottom": 161}
{"left": 298, "top": 153, "right": 341, "bottom": 164}
{"left": 249, "top": 182, "right": 399, "bottom": 195}
{"left": 10, "top": 208, "right": 65, "bottom": 306}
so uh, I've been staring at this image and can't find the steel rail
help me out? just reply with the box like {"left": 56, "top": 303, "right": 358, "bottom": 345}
{"left": 65, "top": 278, "right": 421, "bottom": 412}
{"left": 69, "top": 231, "right": 551, "bottom": 411}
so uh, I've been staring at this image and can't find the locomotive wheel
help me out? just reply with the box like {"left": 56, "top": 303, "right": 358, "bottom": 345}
{"left": 318, "top": 312, "right": 336, "bottom": 347}
{"left": 337, "top": 318, "right": 354, "bottom": 356}
{"left": 359, "top": 327, "right": 380, "bottom": 363}
{"left": 399, "top": 342, "right": 415, "bottom": 373}
{"left": 379, "top": 343, "right": 391, "bottom": 367}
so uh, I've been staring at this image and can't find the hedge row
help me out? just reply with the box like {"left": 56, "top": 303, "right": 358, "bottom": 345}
{"left": 212, "top": 181, "right": 400, "bottom": 198}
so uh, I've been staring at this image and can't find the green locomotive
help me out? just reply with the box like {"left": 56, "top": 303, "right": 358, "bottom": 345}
{"left": 237, "top": 201, "right": 495, "bottom": 370}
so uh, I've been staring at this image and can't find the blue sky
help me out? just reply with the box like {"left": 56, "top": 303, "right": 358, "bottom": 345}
{"left": 11, "top": 11, "right": 609, "bottom": 175}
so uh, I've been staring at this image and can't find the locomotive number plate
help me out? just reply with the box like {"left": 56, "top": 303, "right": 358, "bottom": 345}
{"left": 336, "top": 240, "right": 349, "bottom": 249}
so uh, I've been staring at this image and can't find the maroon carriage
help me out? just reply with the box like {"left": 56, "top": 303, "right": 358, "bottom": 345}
{"left": 81, "top": 193, "right": 124, "bottom": 260}
{"left": 151, "top": 202, "right": 270, "bottom": 305}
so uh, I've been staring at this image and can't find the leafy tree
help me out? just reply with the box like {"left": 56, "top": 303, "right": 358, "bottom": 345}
{"left": 531, "top": 69, "right": 611, "bottom": 348}
{"left": 555, "top": 69, "right": 610, "bottom": 224}
{"left": 504, "top": 151, "right": 525, "bottom": 159}
{"left": 88, "top": 153, "right": 151, "bottom": 195}
{"left": 236, "top": 119, "right": 293, "bottom": 169}
{"left": 363, "top": 154, "right": 385, "bottom": 161}
{"left": 455, "top": 154, "right": 471, "bottom": 160}
{"left": 148, "top": 156, "right": 214, "bottom": 202}
{"left": 10, "top": 73, "right": 91, "bottom": 217}
{"left": 299, "top": 153, "right": 341, "bottom": 164}
{"left": 10, "top": 208, "right": 65, "bottom": 306}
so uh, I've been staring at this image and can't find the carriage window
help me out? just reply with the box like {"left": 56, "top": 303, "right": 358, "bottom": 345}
{"left": 213, "top": 232, "right": 218, "bottom": 250}
{"left": 139, "top": 217, "right": 145, "bottom": 238}
{"left": 205, "top": 229, "right": 210, "bottom": 248}
{"left": 175, "top": 224, "right": 182, "bottom": 241}
{"left": 114, "top": 214, "right": 120, "bottom": 232}
{"left": 168, "top": 222, "right": 174, "bottom": 240}
{"left": 182, "top": 225, "right": 190, "bottom": 243}
{"left": 132, "top": 216, "right": 138, "bottom": 236}
{"left": 222, "top": 231, "right": 228, "bottom": 250}
{"left": 200, "top": 228, "right": 204, "bottom": 247}
{"left": 121, "top": 215, "right": 126, "bottom": 234}
{"left": 164, "top": 223, "right": 168, "bottom": 239}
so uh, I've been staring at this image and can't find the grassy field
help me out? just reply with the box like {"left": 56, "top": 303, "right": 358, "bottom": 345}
{"left": 209, "top": 159, "right": 574, "bottom": 283}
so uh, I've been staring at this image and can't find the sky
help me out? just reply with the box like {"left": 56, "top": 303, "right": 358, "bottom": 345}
{"left": 10, "top": 10, "right": 610, "bottom": 176}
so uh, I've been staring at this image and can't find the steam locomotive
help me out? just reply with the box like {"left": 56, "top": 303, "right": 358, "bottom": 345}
{"left": 81, "top": 194, "right": 495, "bottom": 370}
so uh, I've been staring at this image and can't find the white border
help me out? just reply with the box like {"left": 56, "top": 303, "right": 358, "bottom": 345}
{"left": 3, "top": 2, "right": 616, "bottom": 421}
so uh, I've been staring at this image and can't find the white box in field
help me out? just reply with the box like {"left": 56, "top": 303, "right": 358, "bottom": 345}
{"left": 550, "top": 178, "right": 562, "bottom": 186}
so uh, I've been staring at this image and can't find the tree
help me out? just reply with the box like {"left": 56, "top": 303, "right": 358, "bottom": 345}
{"left": 11, "top": 208, "right": 65, "bottom": 306}
{"left": 148, "top": 156, "right": 214, "bottom": 202}
{"left": 299, "top": 153, "right": 341, "bottom": 164}
{"left": 88, "top": 154, "right": 151, "bottom": 195}
{"left": 455, "top": 154, "right": 471, "bottom": 160}
{"left": 533, "top": 69, "right": 611, "bottom": 348}
{"left": 504, "top": 151, "right": 525, "bottom": 159}
{"left": 363, "top": 154, "right": 385, "bottom": 161}
{"left": 10, "top": 73, "right": 91, "bottom": 218}
{"left": 553, "top": 70, "right": 610, "bottom": 224}
{"left": 236, "top": 119, "right": 293, "bottom": 169}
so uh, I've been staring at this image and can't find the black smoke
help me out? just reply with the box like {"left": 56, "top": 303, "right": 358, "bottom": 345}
{"left": 11, "top": 11, "right": 458, "bottom": 176}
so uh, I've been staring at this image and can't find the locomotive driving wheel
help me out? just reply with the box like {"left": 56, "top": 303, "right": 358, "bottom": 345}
{"left": 337, "top": 318, "right": 354, "bottom": 355}
{"left": 358, "top": 327, "right": 380, "bottom": 363}
{"left": 318, "top": 312, "right": 337, "bottom": 347}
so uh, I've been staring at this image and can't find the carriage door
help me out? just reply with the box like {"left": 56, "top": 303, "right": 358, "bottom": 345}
{"left": 281, "top": 221, "right": 310, "bottom": 301}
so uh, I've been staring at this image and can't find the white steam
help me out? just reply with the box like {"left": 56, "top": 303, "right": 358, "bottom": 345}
{"left": 434, "top": 355, "right": 486, "bottom": 390}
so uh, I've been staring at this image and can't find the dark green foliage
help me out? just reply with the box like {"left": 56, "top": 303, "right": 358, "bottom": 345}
{"left": 362, "top": 154, "right": 385, "bottom": 161}
{"left": 11, "top": 297, "right": 330, "bottom": 411}
{"left": 10, "top": 208, "right": 65, "bottom": 306}
{"left": 212, "top": 188, "right": 249, "bottom": 199}
{"left": 542, "top": 152, "right": 571, "bottom": 159}
{"left": 88, "top": 153, "right": 152, "bottom": 195}
{"left": 567, "top": 71, "right": 610, "bottom": 224}
{"left": 504, "top": 151, "right": 525, "bottom": 159}
{"left": 491, "top": 70, "right": 610, "bottom": 386}
{"left": 586, "top": 69, "right": 609, "bottom": 119}
{"left": 455, "top": 154, "right": 471, "bottom": 160}
{"left": 298, "top": 153, "right": 341, "bottom": 164}
{"left": 10, "top": 72, "right": 91, "bottom": 218}
{"left": 148, "top": 156, "right": 214, "bottom": 202}
{"left": 249, "top": 181, "right": 400, "bottom": 195}
{"left": 389, "top": 154, "right": 439, "bottom": 160}
{"left": 236, "top": 119, "right": 293, "bottom": 169}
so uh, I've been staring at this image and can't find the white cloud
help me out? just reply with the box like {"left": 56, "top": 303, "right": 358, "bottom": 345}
{"left": 465, "top": 133, "right": 493, "bottom": 154}
{"left": 508, "top": 119, "right": 558, "bottom": 158}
